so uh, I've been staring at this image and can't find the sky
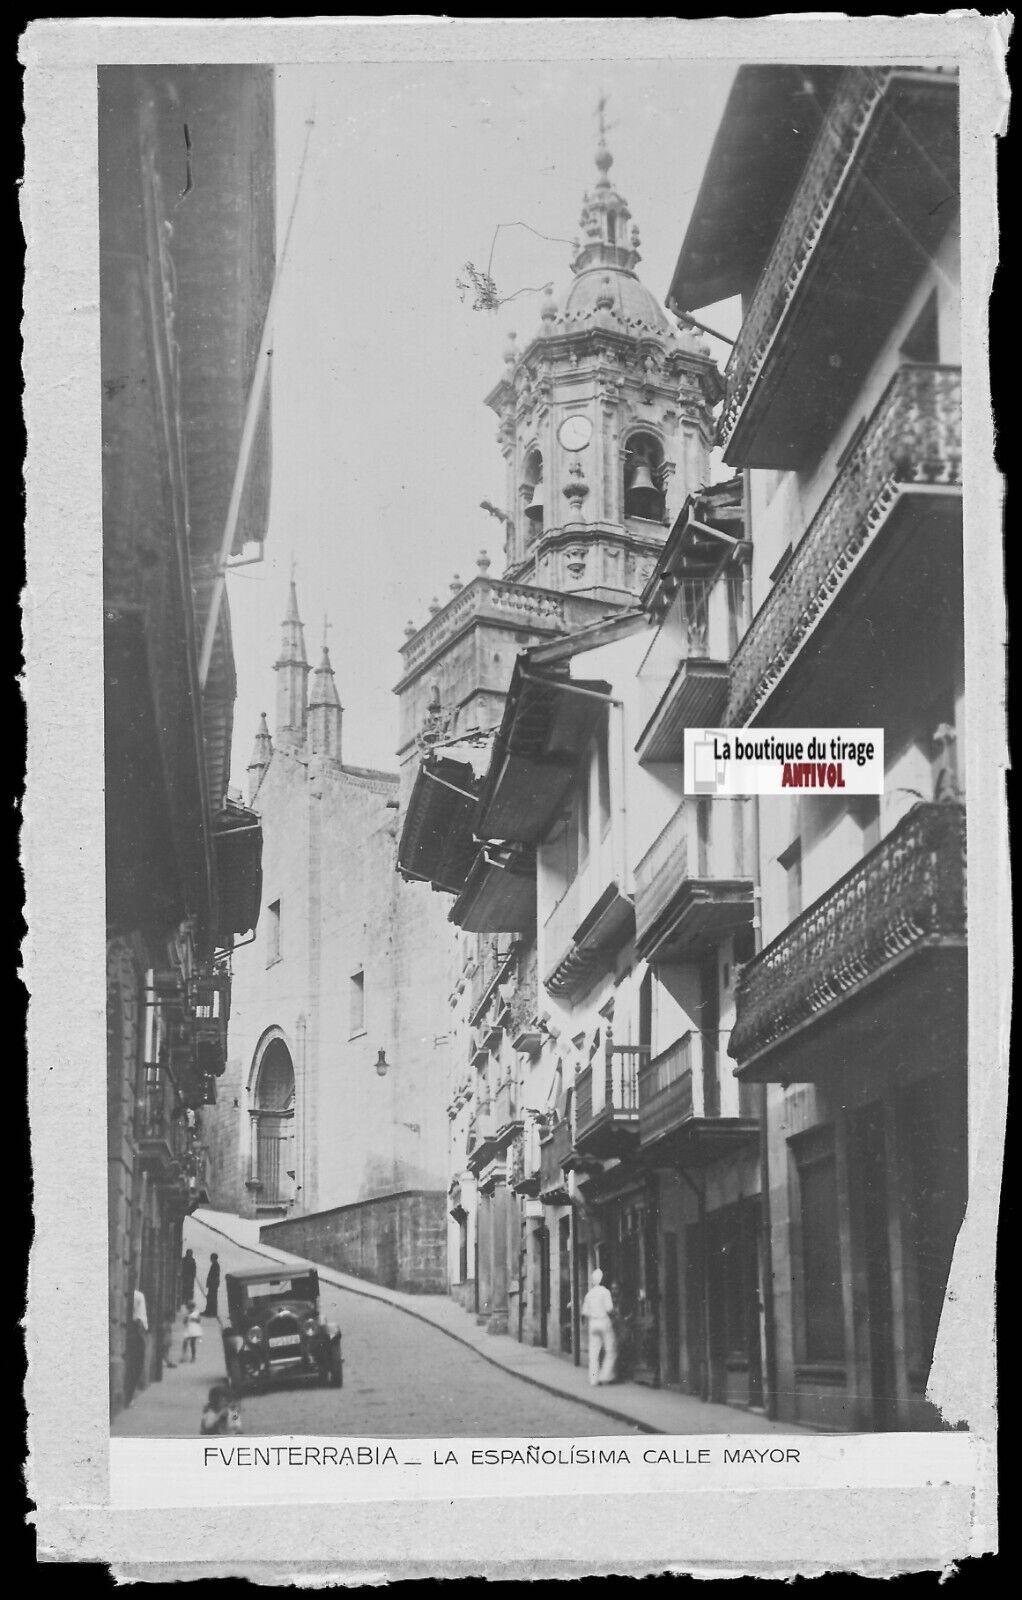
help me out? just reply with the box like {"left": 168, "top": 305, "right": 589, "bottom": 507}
{"left": 227, "top": 58, "right": 741, "bottom": 790}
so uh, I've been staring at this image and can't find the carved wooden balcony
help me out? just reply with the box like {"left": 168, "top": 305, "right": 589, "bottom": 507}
{"left": 573, "top": 1049, "right": 644, "bottom": 1160}
{"left": 724, "top": 364, "right": 962, "bottom": 730}
{"left": 718, "top": 67, "right": 959, "bottom": 468}
{"left": 729, "top": 802, "right": 966, "bottom": 1082}
{"left": 635, "top": 800, "right": 754, "bottom": 962}
{"left": 638, "top": 1033, "right": 758, "bottom": 1162}
{"left": 637, "top": 573, "right": 744, "bottom": 762}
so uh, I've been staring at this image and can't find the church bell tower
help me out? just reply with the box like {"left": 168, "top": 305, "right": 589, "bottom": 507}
{"left": 485, "top": 111, "right": 723, "bottom": 602}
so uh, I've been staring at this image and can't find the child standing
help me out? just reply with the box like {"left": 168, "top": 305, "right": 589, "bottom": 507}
{"left": 181, "top": 1301, "right": 203, "bottom": 1363}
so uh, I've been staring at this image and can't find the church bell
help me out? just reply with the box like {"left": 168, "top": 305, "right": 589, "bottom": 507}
{"left": 524, "top": 484, "right": 545, "bottom": 526}
{"left": 626, "top": 459, "right": 661, "bottom": 519}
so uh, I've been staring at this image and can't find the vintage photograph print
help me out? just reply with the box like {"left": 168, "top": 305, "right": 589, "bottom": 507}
{"left": 24, "top": 17, "right": 1005, "bottom": 1576}
{"left": 102, "top": 53, "right": 971, "bottom": 1443}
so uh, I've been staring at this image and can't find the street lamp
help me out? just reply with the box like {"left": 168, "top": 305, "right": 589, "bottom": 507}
{"left": 375, "top": 1048, "right": 390, "bottom": 1078}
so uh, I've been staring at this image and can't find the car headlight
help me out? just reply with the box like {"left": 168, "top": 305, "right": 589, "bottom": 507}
{"left": 301, "top": 1317, "right": 318, "bottom": 1339}
{"left": 245, "top": 1326, "right": 264, "bottom": 1346}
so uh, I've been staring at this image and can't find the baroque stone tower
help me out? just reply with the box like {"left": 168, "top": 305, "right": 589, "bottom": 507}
{"left": 485, "top": 117, "right": 723, "bottom": 601}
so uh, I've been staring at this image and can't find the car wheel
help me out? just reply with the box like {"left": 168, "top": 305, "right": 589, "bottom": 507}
{"left": 226, "top": 1350, "right": 246, "bottom": 1397}
{"left": 327, "top": 1340, "right": 343, "bottom": 1387}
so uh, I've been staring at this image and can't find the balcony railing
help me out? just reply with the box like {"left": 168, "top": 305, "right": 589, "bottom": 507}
{"left": 135, "top": 1065, "right": 186, "bottom": 1173}
{"left": 468, "top": 936, "right": 516, "bottom": 1018}
{"left": 729, "top": 802, "right": 966, "bottom": 1072}
{"left": 636, "top": 806, "right": 690, "bottom": 930}
{"left": 724, "top": 364, "right": 962, "bottom": 729}
{"left": 718, "top": 67, "right": 957, "bottom": 461}
{"left": 575, "top": 1050, "right": 642, "bottom": 1158}
{"left": 638, "top": 1034, "right": 703, "bottom": 1146}
{"left": 634, "top": 800, "right": 753, "bottom": 960}
{"left": 720, "top": 69, "right": 895, "bottom": 452}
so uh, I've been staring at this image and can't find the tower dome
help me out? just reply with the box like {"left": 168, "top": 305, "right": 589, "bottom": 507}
{"left": 484, "top": 102, "right": 724, "bottom": 602}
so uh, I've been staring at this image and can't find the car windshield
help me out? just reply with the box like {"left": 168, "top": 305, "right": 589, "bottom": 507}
{"left": 243, "top": 1276, "right": 316, "bottom": 1305}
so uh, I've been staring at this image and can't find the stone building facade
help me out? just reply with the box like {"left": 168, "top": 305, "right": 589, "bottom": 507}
{"left": 102, "top": 65, "right": 274, "bottom": 1417}
{"left": 396, "top": 69, "right": 967, "bottom": 1433}
{"left": 206, "top": 585, "right": 454, "bottom": 1292}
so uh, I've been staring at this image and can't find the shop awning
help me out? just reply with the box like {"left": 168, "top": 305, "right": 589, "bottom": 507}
{"left": 450, "top": 845, "right": 537, "bottom": 933}
{"left": 397, "top": 755, "right": 480, "bottom": 894}
{"left": 213, "top": 800, "right": 263, "bottom": 948}
{"left": 475, "top": 662, "right": 611, "bottom": 844}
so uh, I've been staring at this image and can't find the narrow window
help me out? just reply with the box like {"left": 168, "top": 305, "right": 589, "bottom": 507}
{"left": 793, "top": 1130, "right": 846, "bottom": 1363}
{"left": 266, "top": 900, "right": 281, "bottom": 966}
{"left": 349, "top": 969, "right": 366, "bottom": 1036}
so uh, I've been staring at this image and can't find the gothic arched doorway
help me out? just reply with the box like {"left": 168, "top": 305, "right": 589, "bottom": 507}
{"left": 250, "top": 1035, "right": 295, "bottom": 1208}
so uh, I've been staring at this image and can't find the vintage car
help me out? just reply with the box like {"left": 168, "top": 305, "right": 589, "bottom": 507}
{"left": 222, "top": 1268, "right": 343, "bottom": 1394}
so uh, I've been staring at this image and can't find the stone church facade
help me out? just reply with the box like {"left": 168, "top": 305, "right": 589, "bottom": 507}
{"left": 205, "top": 585, "right": 455, "bottom": 1292}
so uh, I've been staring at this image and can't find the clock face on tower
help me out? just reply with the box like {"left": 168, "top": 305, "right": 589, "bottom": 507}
{"left": 557, "top": 414, "right": 593, "bottom": 452}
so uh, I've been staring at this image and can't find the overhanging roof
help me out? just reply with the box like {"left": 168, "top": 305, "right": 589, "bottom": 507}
{"left": 668, "top": 65, "right": 844, "bottom": 312}
{"left": 397, "top": 755, "right": 480, "bottom": 894}
{"left": 474, "top": 662, "right": 612, "bottom": 844}
{"left": 450, "top": 846, "right": 537, "bottom": 934}
{"left": 543, "top": 882, "right": 635, "bottom": 1000}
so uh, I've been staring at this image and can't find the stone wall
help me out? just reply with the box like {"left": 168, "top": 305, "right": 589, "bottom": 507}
{"left": 260, "top": 1190, "right": 448, "bottom": 1294}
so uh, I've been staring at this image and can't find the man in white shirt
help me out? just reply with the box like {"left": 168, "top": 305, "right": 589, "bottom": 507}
{"left": 580, "top": 1268, "right": 617, "bottom": 1386}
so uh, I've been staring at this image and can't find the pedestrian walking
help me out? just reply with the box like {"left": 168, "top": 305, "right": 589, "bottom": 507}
{"left": 181, "top": 1301, "right": 203, "bottom": 1362}
{"left": 203, "top": 1252, "right": 221, "bottom": 1319}
{"left": 180, "top": 1247, "right": 197, "bottom": 1308}
{"left": 200, "top": 1384, "right": 242, "bottom": 1436}
{"left": 124, "top": 1283, "right": 149, "bottom": 1406}
{"left": 581, "top": 1268, "right": 617, "bottom": 1387}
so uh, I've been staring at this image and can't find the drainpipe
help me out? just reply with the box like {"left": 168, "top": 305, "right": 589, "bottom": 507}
{"left": 749, "top": 795, "right": 779, "bottom": 1419}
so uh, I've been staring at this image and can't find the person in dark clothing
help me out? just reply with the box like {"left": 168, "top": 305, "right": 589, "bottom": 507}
{"left": 203, "top": 1253, "right": 221, "bottom": 1319}
{"left": 180, "top": 1248, "right": 197, "bottom": 1308}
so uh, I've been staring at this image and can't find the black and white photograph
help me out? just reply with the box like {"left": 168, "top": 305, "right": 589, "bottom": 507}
{"left": 23, "top": 16, "right": 1006, "bottom": 1578}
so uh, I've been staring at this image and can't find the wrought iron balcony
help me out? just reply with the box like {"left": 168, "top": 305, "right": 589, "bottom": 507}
{"left": 729, "top": 802, "right": 967, "bottom": 1081}
{"left": 574, "top": 1049, "right": 643, "bottom": 1159}
{"left": 724, "top": 364, "right": 962, "bottom": 729}
{"left": 635, "top": 800, "right": 754, "bottom": 962}
{"left": 718, "top": 67, "right": 959, "bottom": 467}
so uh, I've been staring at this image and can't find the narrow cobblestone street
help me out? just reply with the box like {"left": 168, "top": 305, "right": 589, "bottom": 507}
{"left": 113, "top": 1215, "right": 639, "bottom": 1439}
